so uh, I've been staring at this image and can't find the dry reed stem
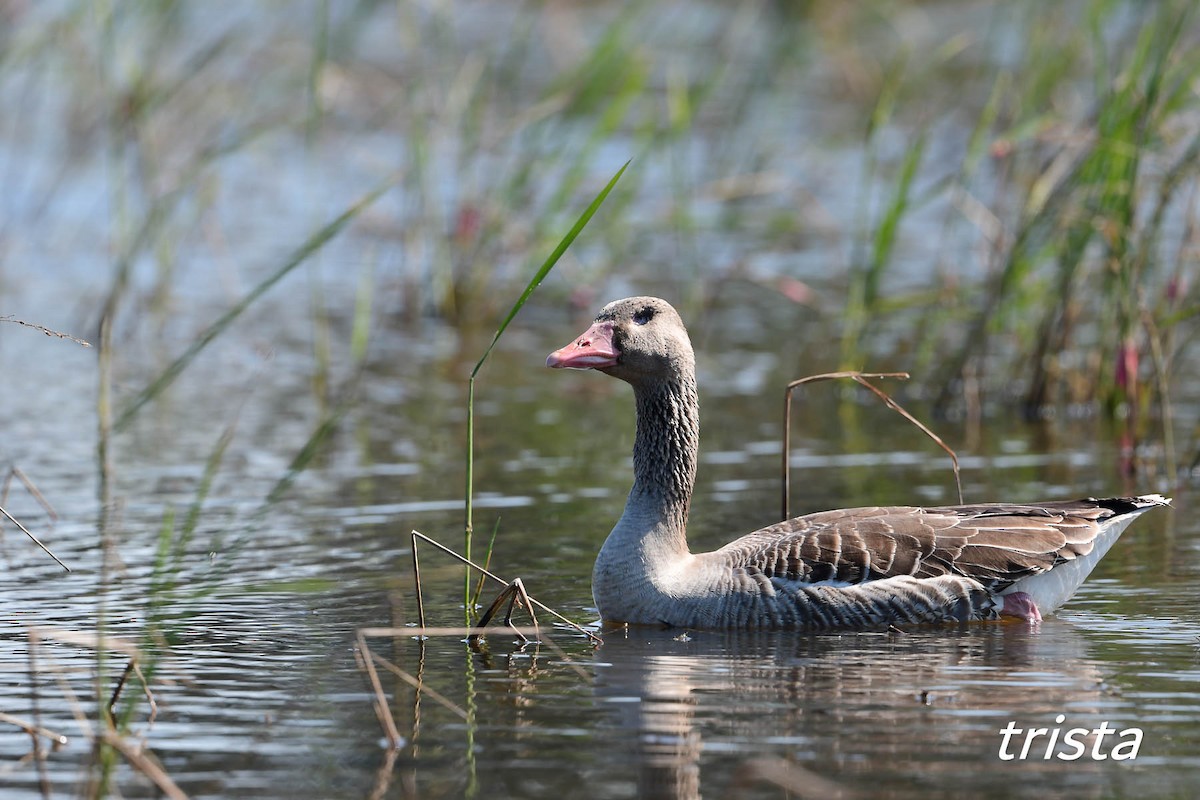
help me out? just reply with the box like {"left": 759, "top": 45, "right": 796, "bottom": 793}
{"left": 0, "top": 751, "right": 36, "bottom": 778}
{"left": 107, "top": 660, "right": 135, "bottom": 716}
{"left": 848, "top": 374, "right": 962, "bottom": 504}
{"left": 0, "top": 712, "right": 68, "bottom": 746}
{"left": 782, "top": 371, "right": 962, "bottom": 520}
{"left": 359, "top": 626, "right": 545, "bottom": 638}
{"left": 26, "top": 629, "right": 179, "bottom": 795}
{"left": 353, "top": 631, "right": 404, "bottom": 749}
{"left": 25, "top": 626, "right": 152, "bottom": 746}
{"left": 0, "top": 316, "right": 91, "bottom": 347}
{"left": 26, "top": 627, "right": 141, "bottom": 657}
{"left": 368, "top": 650, "right": 469, "bottom": 721}
{"left": 100, "top": 731, "right": 189, "bottom": 800}
{"left": 30, "top": 642, "right": 95, "bottom": 741}
{"left": 472, "top": 578, "right": 537, "bottom": 646}
{"left": 410, "top": 530, "right": 602, "bottom": 644}
{"left": 0, "top": 505, "right": 69, "bottom": 571}
{"left": 26, "top": 628, "right": 49, "bottom": 797}
{"left": 360, "top": 624, "right": 594, "bottom": 681}
{"left": 1, "top": 466, "right": 60, "bottom": 521}
{"left": 410, "top": 532, "right": 425, "bottom": 631}
{"left": 366, "top": 747, "right": 403, "bottom": 800}
{"left": 356, "top": 622, "right": 594, "bottom": 749}
{"left": 525, "top": 631, "right": 594, "bottom": 682}
{"left": 108, "top": 659, "right": 158, "bottom": 724}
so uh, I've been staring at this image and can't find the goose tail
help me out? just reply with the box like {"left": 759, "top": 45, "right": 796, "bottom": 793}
{"left": 1003, "top": 494, "right": 1170, "bottom": 615}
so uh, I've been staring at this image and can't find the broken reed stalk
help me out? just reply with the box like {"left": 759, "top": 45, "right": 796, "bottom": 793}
{"left": 471, "top": 578, "right": 537, "bottom": 646}
{"left": 354, "top": 631, "right": 406, "bottom": 749}
{"left": 732, "top": 757, "right": 862, "bottom": 799}
{"left": 107, "top": 660, "right": 136, "bottom": 717}
{"left": 782, "top": 371, "right": 962, "bottom": 520}
{"left": 357, "top": 634, "right": 470, "bottom": 720}
{"left": 411, "top": 529, "right": 602, "bottom": 644}
{"left": 0, "top": 711, "right": 69, "bottom": 746}
{"left": 0, "top": 505, "right": 69, "bottom": 571}
{"left": 851, "top": 375, "right": 963, "bottom": 505}
{"left": 1, "top": 466, "right": 60, "bottom": 521}
{"left": 356, "top": 616, "right": 592, "bottom": 749}
{"left": 26, "top": 627, "right": 49, "bottom": 796}
{"left": 107, "top": 659, "right": 157, "bottom": 724}
{"left": 360, "top": 626, "right": 544, "bottom": 638}
{"left": 100, "top": 730, "right": 189, "bottom": 800}
{"left": 26, "top": 626, "right": 172, "bottom": 796}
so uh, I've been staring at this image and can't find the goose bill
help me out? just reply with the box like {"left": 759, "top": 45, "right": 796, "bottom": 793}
{"left": 546, "top": 322, "right": 619, "bottom": 369}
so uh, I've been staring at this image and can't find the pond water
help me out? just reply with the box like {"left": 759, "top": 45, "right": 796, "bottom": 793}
{"left": 2, "top": 2, "right": 1199, "bottom": 799}
{"left": 2, "top": 270, "right": 1196, "bottom": 799}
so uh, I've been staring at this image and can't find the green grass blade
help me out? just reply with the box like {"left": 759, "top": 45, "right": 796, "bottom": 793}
{"left": 264, "top": 403, "right": 349, "bottom": 507}
{"left": 867, "top": 131, "right": 926, "bottom": 308}
{"left": 113, "top": 180, "right": 393, "bottom": 432}
{"left": 463, "top": 158, "right": 630, "bottom": 618}
{"left": 470, "top": 159, "right": 630, "bottom": 378}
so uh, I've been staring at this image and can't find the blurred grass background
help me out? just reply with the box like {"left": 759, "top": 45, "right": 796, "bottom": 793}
{"left": 2, "top": 0, "right": 1198, "bottom": 455}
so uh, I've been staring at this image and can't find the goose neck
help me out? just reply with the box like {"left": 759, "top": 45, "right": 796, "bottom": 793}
{"left": 629, "top": 373, "right": 699, "bottom": 530}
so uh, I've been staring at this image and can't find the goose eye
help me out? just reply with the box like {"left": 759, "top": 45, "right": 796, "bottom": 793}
{"left": 633, "top": 307, "right": 654, "bottom": 325}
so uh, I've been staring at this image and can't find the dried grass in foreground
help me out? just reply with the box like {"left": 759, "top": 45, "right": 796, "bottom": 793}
{"left": 10, "top": 627, "right": 188, "bottom": 799}
{"left": 0, "top": 465, "right": 70, "bottom": 571}
{"left": 354, "top": 529, "right": 600, "bottom": 749}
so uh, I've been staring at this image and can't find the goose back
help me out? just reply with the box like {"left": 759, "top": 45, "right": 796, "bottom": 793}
{"left": 712, "top": 496, "right": 1166, "bottom": 614}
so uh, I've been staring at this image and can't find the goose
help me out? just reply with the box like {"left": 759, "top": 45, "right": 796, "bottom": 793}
{"left": 546, "top": 296, "right": 1169, "bottom": 630}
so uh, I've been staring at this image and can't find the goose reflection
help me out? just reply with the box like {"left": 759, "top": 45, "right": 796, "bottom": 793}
{"left": 590, "top": 621, "right": 1127, "bottom": 800}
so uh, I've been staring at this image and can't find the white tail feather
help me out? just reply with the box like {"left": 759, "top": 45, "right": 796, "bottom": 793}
{"left": 1003, "top": 495, "right": 1169, "bottom": 614}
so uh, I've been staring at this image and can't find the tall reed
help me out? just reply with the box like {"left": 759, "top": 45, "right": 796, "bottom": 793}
{"left": 462, "top": 160, "right": 629, "bottom": 619}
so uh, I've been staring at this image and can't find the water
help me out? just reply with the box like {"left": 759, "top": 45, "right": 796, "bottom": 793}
{"left": 1, "top": 265, "right": 1195, "bottom": 798}
{"left": 2, "top": 2, "right": 1199, "bottom": 798}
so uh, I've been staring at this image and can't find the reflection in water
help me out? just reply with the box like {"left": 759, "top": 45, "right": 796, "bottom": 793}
{"left": 590, "top": 621, "right": 1134, "bottom": 800}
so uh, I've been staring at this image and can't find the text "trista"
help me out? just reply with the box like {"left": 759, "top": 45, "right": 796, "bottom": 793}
{"left": 999, "top": 716, "right": 1142, "bottom": 761}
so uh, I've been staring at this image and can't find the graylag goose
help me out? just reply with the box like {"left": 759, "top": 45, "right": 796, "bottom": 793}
{"left": 547, "top": 296, "right": 1169, "bottom": 630}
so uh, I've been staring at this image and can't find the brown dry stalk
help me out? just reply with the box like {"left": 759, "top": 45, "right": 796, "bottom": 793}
{"left": 353, "top": 632, "right": 405, "bottom": 749}
{"left": 368, "top": 649, "right": 468, "bottom": 721}
{"left": 849, "top": 374, "right": 963, "bottom": 505}
{"left": 100, "top": 731, "right": 189, "bottom": 800}
{"left": 355, "top": 622, "right": 594, "bottom": 748}
{"left": 359, "top": 625, "right": 545, "bottom": 638}
{"left": 1, "top": 466, "right": 60, "bottom": 521}
{"left": 732, "top": 757, "right": 862, "bottom": 799}
{"left": 25, "top": 627, "right": 141, "bottom": 657}
{"left": 472, "top": 578, "right": 537, "bottom": 646}
{"left": 0, "top": 505, "right": 69, "bottom": 571}
{"left": 782, "top": 371, "right": 962, "bottom": 520}
{"left": 0, "top": 711, "right": 68, "bottom": 746}
{"left": 409, "top": 529, "right": 601, "bottom": 644}
{"left": 108, "top": 659, "right": 158, "bottom": 724}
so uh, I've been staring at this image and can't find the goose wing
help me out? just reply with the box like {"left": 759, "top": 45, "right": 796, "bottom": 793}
{"left": 717, "top": 497, "right": 1159, "bottom": 590}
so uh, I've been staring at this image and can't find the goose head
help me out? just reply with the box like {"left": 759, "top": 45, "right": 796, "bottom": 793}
{"left": 546, "top": 296, "right": 694, "bottom": 386}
